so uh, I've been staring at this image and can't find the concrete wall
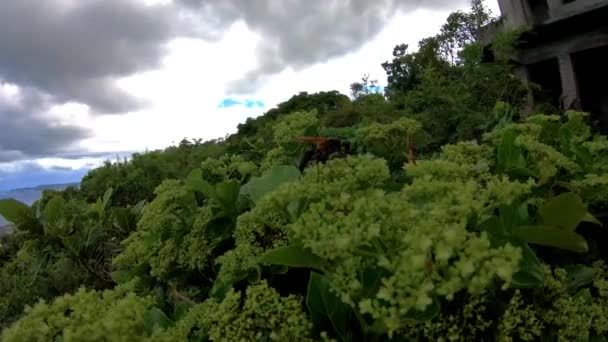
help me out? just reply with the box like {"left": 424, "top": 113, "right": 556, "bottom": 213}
{"left": 546, "top": 0, "right": 608, "bottom": 24}
{"left": 495, "top": 0, "right": 608, "bottom": 113}
{"left": 497, "top": 0, "right": 532, "bottom": 28}
{"left": 498, "top": 0, "right": 608, "bottom": 28}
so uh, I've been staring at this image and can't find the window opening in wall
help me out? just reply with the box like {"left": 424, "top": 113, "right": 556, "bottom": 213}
{"left": 527, "top": 57, "right": 562, "bottom": 110}
{"left": 572, "top": 45, "right": 608, "bottom": 133}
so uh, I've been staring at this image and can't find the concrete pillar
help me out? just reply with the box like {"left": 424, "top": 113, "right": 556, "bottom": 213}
{"left": 498, "top": 0, "right": 532, "bottom": 28}
{"left": 558, "top": 53, "right": 581, "bottom": 110}
{"left": 514, "top": 66, "right": 535, "bottom": 116}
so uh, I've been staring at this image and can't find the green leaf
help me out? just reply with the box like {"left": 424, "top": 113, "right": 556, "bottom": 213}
{"left": 512, "top": 242, "right": 544, "bottom": 288}
{"left": 209, "top": 279, "right": 233, "bottom": 301}
{"left": 571, "top": 144, "right": 592, "bottom": 166}
{"left": 0, "top": 198, "right": 32, "bottom": 224}
{"left": 131, "top": 199, "right": 147, "bottom": 215}
{"left": 582, "top": 212, "right": 602, "bottom": 226}
{"left": 269, "top": 264, "right": 289, "bottom": 275}
{"left": 214, "top": 180, "right": 240, "bottom": 212}
{"left": 111, "top": 269, "right": 133, "bottom": 284}
{"left": 538, "top": 192, "right": 589, "bottom": 231}
{"left": 574, "top": 288, "right": 593, "bottom": 305}
{"left": 565, "top": 264, "right": 594, "bottom": 291}
{"left": 173, "top": 303, "right": 192, "bottom": 322}
{"left": 209, "top": 267, "right": 257, "bottom": 301}
{"left": 287, "top": 198, "right": 306, "bottom": 222}
{"left": 43, "top": 196, "right": 65, "bottom": 227}
{"left": 260, "top": 245, "right": 325, "bottom": 272}
{"left": 185, "top": 168, "right": 215, "bottom": 198}
{"left": 499, "top": 202, "right": 529, "bottom": 231}
{"left": 306, "top": 272, "right": 352, "bottom": 341}
{"left": 240, "top": 165, "right": 301, "bottom": 204}
{"left": 112, "top": 207, "right": 134, "bottom": 233}
{"left": 102, "top": 187, "right": 113, "bottom": 208}
{"left": 484, "top": 217, "right": 545, "bottom": 288}
{"left": 482, "top": 216, "right": 508, "bottom": 240}
{"left": 512, "top": 225, "right": 588, "bottom": 253}
{"left": 143, "top": 307, "right": 173, "bottom": 335}
{"left": 497, "top": 130, "right": 526, "bottom": 172}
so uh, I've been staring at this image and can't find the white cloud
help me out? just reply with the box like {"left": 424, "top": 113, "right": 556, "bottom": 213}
{"left": 85, "top": 5, "right": 478, "bottom": 153}
{"left": 1, "top": 1, "right": 502, "bottom": 183}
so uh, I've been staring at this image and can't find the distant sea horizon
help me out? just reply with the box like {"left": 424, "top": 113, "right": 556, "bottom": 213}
{"left": 0, "top": 182, "right": 80, "bottom": 228}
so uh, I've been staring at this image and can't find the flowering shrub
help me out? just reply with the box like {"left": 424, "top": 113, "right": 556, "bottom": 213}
{"left": 2, "top": 109, "right": 607, "bottom": 341}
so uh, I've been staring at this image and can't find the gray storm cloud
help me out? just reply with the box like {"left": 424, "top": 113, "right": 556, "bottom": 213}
{"left": 177, "top": 0, "right": 469, "bottom": 94}
{"left": 0, "top": 0, "right": 467, "bottom": 163}
{"left": 0, "top": 0, "right": 176, "bottom": 114}
{"left": 0, "top": 0, "right": 175, "bottom": 162}
{"left": 0, "top": 84, "right": 93, "bottom": 162}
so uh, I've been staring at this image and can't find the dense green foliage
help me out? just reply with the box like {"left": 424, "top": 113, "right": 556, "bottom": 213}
{"left": 2, "top": 1, "right": 608, "bottom": 340}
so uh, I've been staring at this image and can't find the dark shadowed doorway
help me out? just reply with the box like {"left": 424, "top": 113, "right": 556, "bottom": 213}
{"left": 572, "top": 45, "right": 608, "bottom": 133}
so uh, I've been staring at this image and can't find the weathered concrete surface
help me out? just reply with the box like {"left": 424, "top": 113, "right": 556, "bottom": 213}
{"left": 546, "top": 0, "right": 608, "bottom": 24}
{"left": 497, "top": 0, "right": 608, "bottom": 28}
{"left": 490, "top": 0, "right": 608, "bottom": 118}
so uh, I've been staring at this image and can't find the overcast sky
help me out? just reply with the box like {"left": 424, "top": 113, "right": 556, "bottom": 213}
{"left": 0, "top": 0, "right": 500, "bottom": 191}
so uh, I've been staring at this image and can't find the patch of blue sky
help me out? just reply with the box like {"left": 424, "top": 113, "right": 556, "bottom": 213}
{"left": 218, "top": 97, "right": 265, "bottom": 109}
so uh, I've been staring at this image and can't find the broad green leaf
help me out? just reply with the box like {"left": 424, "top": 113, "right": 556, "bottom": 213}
{"left": 512, "top": 225, "right": 588, "bottom": 253}
{"left": 209, "top": 279, "right": 233, "bottom": 301}
{"left": 538, "top": 192, "right": 588, "bottom": 231}
{"left": 511, "top": 242, "right": 544, "bottom": 288}
{"left": 565, "top": 265, "right": 594, "bottom": 291}
{"left": 499, "top": 202, "right": 529, "bottom": 231}
{"left": 497, "top": 130, "right": 526, "bottom": 172}
{"left": 484, "top": 219, "right": 545, "bottom": 288}
{"left": 131, "top": 199, "right": 147, "bottom": 215}
{"left": 287, "top": 198, "right": 306, "bottom": 221}
{"left": 43, "top": 196, "right": 65, "bottom": 227}
{"left": 111, "top": 269, "right": 133, "bottom": 284}
{"left": 173, "top": 302, "right": 192, "bottom": 322}
{"left": 214, "top": 180, "right": 240, "bottom": 212}
{"left": 269, "top": 264, "right": 289, "bottom": 275}
{"left": 185, "top": 168, "right": 215, "bottom": 198}
{"left": 582, "top": 212, "right": 602, "bottom": 226}
{"left": 482, "top": 216, "right": 508, "bottom": 240}
{"left": 571, "top": 144, "right": 592, "bottom": 166}
{"left": 102, "top": 187, "right": 113, "bottom": 208}
{"left": 558, "top": 125, "right": 573, "bottom": 151}
{"left": 112, "top": 207, "right": 134, "bottom": 233}
{"left": 306, "top": 272, "right": 352, "bottom": 340}
{"left": 240, "top": 165, "right": 301, "bottom": 204}
{"left": 209, "top": 267, "right": 258, "bottom": 301}
{"left": 143, "top": 307, "right": 172, "bottom": 335}
{"left": 260, "top": 245, "right": 325, "bottom": 272}
{"left": 574, "top": 288, "right": 593, "bottom": 305}
{"left": 0, "top": 198, "right": 31, "bottom": 224}
{"left": 185, "top": 168, "right": 202, "bottom": 189}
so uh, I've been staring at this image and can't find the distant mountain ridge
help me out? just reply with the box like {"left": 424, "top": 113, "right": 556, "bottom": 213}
{"left": 0, "top": 182, "right": 79, "bottom": 227}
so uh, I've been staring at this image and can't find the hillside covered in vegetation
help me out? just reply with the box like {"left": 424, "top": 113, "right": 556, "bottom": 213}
{"left": 1, "top": 1, "right": 608, "bottom": 340}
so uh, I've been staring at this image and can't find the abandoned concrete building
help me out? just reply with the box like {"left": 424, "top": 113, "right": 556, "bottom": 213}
{"left": 493, "top": 0, "right": 608, "bottom": 128}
